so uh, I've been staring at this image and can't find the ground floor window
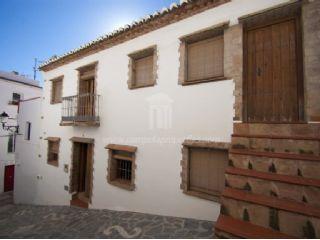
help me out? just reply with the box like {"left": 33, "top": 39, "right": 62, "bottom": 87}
{"left": 45, "top": 137, "right": 60, "bottom": 167}
{"left": 180, "top": 140, "right": 229, "bottom": 202}
{"left": 105, "top": 144, "right": 137, "bottom": 191}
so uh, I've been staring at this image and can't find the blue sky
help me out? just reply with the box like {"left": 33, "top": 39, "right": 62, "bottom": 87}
{"left": 0, "top": 0, "right": 178, "bottom": 84}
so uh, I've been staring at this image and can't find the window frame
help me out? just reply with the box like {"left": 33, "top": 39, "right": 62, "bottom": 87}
{"left": 7, "top": 134, "right": 15, "bottom": 153}
{"left": 45, "top": 137, "right": 60, "bottom": 167}
{"left": 179, "top": 22, "right": 229, "bottom": 86}
{"left": 9, "top": 92, "right": 21, "bottom": 105}
{"left": 105, "top": 144, "right": 137, "bottom": 191}
{"left": 180, "top": 140, "right": 230, "bottom": 202}
{"left": 50, "top": 76, "right": 63, "bottom": 104}
{"left": 128, "top": 46, "right": 157, "bottom": 89}
{"left": 25, "top": 122, "right": 31, "bottom": 141}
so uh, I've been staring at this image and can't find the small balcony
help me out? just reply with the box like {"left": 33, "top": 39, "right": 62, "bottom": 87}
{"left": 61, "top": 94, "right": 100, "bottom": 126}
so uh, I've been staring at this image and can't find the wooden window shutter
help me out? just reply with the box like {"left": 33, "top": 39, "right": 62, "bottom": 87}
{"left": 189, "top": 148, "right": 227, "bottom": 195}
{"left": 187, "top": 35, "right": 224, "bottom": 82}
{"left": 55, "top": 80, "right": 62, "bottom": 102}
{"left": 51, "top": 78, "right": 63, "bottom": 104}
{"left": 47, "top": 139, "right": 60, "bottom": 167}
{"left": 134, "top": 55, "right": 154, "bottom": 87}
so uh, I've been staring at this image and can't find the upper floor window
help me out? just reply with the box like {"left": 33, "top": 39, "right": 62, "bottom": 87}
{"left": 25, "top": 122, "right": 31, "bottom": 141}
{"left": 9, "top": 93, "right": 21, "bottom": 105}
{"left": 128, "top": 46, "right": 157, "bottom": 89}
{"left": 7, "top": 134, "right": 15, "bottom": 153}
{"left": 50, "top": 76, "right": 63, "bottom": 104}
{"left": 179, "top": 23, "right": 228, "bottom": 85}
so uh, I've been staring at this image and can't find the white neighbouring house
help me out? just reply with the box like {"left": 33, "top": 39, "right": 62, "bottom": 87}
{"left": 14, "top": 0, "right": 320, "bottom": 237}
{"left": 0, "top": 71, "right": 42, "bottom": 193}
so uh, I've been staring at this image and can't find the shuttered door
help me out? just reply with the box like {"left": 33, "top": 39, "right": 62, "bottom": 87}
{"left": 246, "top": 19, "right": 302, "bottom": 122}
{"left": 189, "top": 148, "right": 228, "bottom": 195}
{"left": 78, "top": 78, "right": 94, "bottom": 119}
{"left": 187, "top": 35, "right": 224, "bottom": 82}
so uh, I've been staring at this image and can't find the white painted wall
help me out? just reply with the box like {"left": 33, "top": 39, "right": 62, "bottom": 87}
{"left": 16, "top": 0, "right": 290, "bottom": 221}
{"left": 0, "top": 79, "right": 42, "bottom": 193}
{"left": 14, "top": 98, "right": 42, "bottom": 204}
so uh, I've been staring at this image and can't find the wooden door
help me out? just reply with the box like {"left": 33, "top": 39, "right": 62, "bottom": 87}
{"left": 4, "top": 165, "right": 14, "bottom": 192}
{"left": 70, "top": 141, "right": 93, "bottom": 203}
{"left": 245, "top": 19, "right": 303, "bottom": 123}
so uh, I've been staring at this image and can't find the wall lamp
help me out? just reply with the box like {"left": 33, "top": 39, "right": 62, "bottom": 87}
{"left": 0, "top": 111, "right": 19, "bottom": 133}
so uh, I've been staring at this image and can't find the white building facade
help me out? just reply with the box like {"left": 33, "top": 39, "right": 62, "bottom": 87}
{"left": 0, "top": 71, "right": 42, "bottom": 193}
{"left": 14, "top": 0, "right": 320, "bottom": 230}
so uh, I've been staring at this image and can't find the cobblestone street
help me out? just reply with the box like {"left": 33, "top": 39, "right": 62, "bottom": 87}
{"left": 0, "top": 193, "right": 214, "bottom": 238}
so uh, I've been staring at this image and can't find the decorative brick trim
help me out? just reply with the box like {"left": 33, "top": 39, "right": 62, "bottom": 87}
{"left": 40, "top": 0, "right": 230, "bottom": 72}
{"left": 69, "top": 137, "right": 94, "bottom": 144}
{"left": 180, "top": 139, "right": 230, "bottom": 202}
{"left": 223, "top": 24, "right": 243, "bottom": 121}
{"left": 182, "top": 139, "right": 230, "bottom": 149}
{"left": 44, "top": 137, "right": 60, "bottom": 142}
{"left": 302, "top": 0, "right": 320, "bottom": 122}
{"left": 127, "top": 45, "right": 158, "bottom": 89}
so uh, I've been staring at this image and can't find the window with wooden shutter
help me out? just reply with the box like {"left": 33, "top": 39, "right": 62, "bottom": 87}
{"left": 179, "top": 23, "right": 228, "bottom": 85}
{"left": 128, "top": 46, "right": 157, "bottom": 89}
{"left": 105, "top": 144, "right": 137, "bottom": 191}
{"left": 180, "top": 140, "right": 229, "bottom": 202}
{"left": 51, "top": 77, "right": 63, "bottom": 104}
{"left": 46, "top": 137, "right": 60, "bottom": 167}
{"left": 187, "top": 35, "right": 224, "bottom": 82}
{"left": 189, "top": 148, "right": 227, "bottom": 196}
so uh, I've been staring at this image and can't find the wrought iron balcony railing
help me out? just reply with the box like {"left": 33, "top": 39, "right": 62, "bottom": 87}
{"left": 61, "top": 94, "right": 100, "bottom": 124}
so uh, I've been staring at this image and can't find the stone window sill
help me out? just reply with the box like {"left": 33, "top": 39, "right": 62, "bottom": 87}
{"left": 47, "top": 161, "right": 58, "bottom": 167}
{"left": 182, "top": 76, "right": 228, "bottom": 86}
{"left": 129, "top": 82, "right": 156, "bottom": 90}
{"left": 108, "top": 179, "right": 135, "bottom": 191}
{"left": 183, "top": 189, "right": 221, "bottom": 203}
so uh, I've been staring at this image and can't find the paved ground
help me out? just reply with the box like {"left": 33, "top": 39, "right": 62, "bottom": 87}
{"left": 0, "top": 192, "right": 214, "bottom": 238}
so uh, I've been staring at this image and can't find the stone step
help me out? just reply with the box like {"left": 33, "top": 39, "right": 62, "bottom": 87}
{"left": 70, "top": 198, "right": 88, "bottom": 209}
{"left": 232, "top": 133, "right": 320, "bottom": 141}
{"left": 221, "top": 188, "right": 320, "bottom": 238}
{"left": 232, "top": 135, "right": 320, "bottom": 156}
{"left": 229, "top": 150, "right": 320, "bottom": 179}
{"left": 225, "top": 167, "right": 320, "bottom": 207}
{"left": 0, "top": 198, "right": 13, "bottom": 206}
{"left": 0, "top": 191, "right": 13, "bottom": 201}
{"left": 230, "top": 149, "right": 320, "bottom": 162}
{"left": 233, "top": 123, "right": 320, "bottom": 138}
{"left": 214, "top": 214, "right": 293, "bottom": 238}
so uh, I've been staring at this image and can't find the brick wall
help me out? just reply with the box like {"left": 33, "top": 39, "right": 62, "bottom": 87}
{"left": 224, "top": 24, "right": 243, "bottom": 121}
